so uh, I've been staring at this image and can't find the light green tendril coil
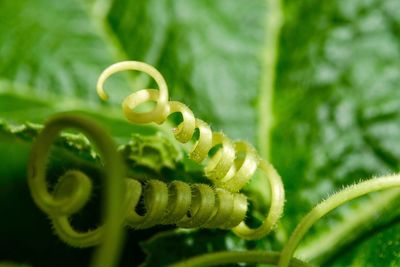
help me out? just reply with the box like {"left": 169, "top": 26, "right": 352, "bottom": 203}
{"left": 27, "top": 114, "right": 126, "bottom": 267}
{"left": 96, "top": 61, "right": 285, "bottom": 240}
{"left": 124, "top": 179, "right": 248, "bottom": 229}
{"left": 24, "top": 62, "right": 400, "bottom": 267}
{"left": 165, "top": 175, "right": 400, "bottom": 267}
{"left": 51, "top": 177, "right": 250, "bottom": 246}
{"left": 26, "top": 113, "right": 251, "bottom": 265}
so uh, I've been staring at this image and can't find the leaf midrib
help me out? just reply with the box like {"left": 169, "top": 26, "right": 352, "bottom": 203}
{"left": 258, "top": 0, "right": 283, "bottom": 160}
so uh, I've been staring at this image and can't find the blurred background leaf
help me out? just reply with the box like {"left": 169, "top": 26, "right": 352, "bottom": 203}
{"left": 273, "top": 0, "right": 400, "bottom": 265}
{"left": 1, "top": 0, "right": 400, "bottom": 266}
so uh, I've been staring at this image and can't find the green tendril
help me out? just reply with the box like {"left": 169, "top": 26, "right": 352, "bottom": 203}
{"left": 96, "top": 61, "right": 286, "bottom": 240}
{"left": 123, "top": 179, "right": 248, "bottom": 230}
{"left": 23, "top": 60, "right": 400, "bottom": 267}
{"left": 27, "top": 113, "right": 126, "bottom": 267}
{"left": 233, "top": 159, "right": 285, "bottom": 239}
{"left": 167, "top": 251, "right": 311, "bottom": 267}
{"left": 278, "top": 174, "right": 400, "bottom": 267}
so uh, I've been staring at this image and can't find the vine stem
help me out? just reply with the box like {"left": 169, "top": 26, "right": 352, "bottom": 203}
{"left": 296, "top": 188, "right": 400, "bottom": 263}
{"left": 168, "top": 251, "right": 310, "bottom": 267}
{"left": 278, "top": 174, "right": 400, "bottom": 267}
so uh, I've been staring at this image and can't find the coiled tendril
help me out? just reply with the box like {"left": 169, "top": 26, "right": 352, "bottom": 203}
{"left": 28, "top": 113, "right": 249, "bottom": 250}
{"left": 27, "top": 114, "right": 126, "bottom": 267}
{"left": 50, "top": 177, "right": 249, "bottom": 248}
{"left": 170, "top": 175, "right": 400, "bottom": 267}
{"left": 98, "top": 62, "right": 259, "bottom": 192}
{"left": 23, "top": 78, "right": 278, "bottom": 265}
{"left": 25, "top": 61, "right": 400, "bottom": 267}
{"left": 124, "top": 179, "right": 248, "bottom": 230}
{"left": 25, "top": 63, "right": 398, "bottom": 267}
{"left": 97, "top": 61, "right": 285, "bottom": 239}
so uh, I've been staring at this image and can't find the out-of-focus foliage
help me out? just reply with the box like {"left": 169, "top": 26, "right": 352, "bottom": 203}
{"left": 1, "top": 0, "right": 400, "bottom": 266}
{"left": 273, "top": 0, "right": 400, "bottom": 265}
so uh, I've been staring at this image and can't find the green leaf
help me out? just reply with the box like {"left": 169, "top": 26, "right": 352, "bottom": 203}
{"left": 0, "top": 120, "right": 100, "bottom": 158}
{"left": 2, "top": 0, "right": 400, "bottom": 266}
{"left": 272, "top": 0, "right": 400, "bottom": 264}
{"left": 328, "top": 221, "right": 400, "bottom": 266}
{"left": 0, "top": 0, "right": 127, "bottom": 104}
{"left": 0, "top": 120, "right": 183, "bottom": 178}
{"left": 107, "top": 0, "right": 268, "bottom": 143}
{"left": 120, "top": 133, "right": 183, "bottom": 173}
{"left": 0, "top": 0, "right": 163, "bottom": 143}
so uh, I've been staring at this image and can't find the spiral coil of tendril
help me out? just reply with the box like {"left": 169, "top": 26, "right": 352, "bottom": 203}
{"left": 27, "top": 114, "right": 126, "bottom": 267}
{"left": 26, "top": 63, "right": 400, "bottom": 267}
{"left": 96, "top": 61, "right": 285, "bottom": 240}
{"left": 97, "top": 62, "right": 259, "bottom": 193}
{"left": 124, "top": 179, "right": 248, "bottom": 230}
{"left": 51, "top": 179, "right": 249, "bottom": 248}
{"left": 28, "top": 114, "right": 248, "bottom": 250}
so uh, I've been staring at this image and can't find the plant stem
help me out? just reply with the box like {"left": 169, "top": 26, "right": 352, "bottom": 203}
{"left": 296, "top": 188, "right": 400, "bottom": 264}
{"left": 278, "top": 174, "right": 400, "bottom": 267}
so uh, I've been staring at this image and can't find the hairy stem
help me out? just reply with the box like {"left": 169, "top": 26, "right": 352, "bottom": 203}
{"left": 296, "top": 188, "right": 400, "bottom": 264}
{"left": 278, "top": 174, "right": 400, "bottom": 267}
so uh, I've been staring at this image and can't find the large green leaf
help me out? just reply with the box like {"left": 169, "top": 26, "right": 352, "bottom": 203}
{"left": 0, "top": 0, "right": 164, "bottom": 144}
{"left": 328, "top": 221, "right": 400, "bottom": 266}
{"left": 107, "top": 0, "right": 268, "bottom": 142}
{"left": 0, "top": 0, "right": 125, "bottom": 104}
{"left": 0, "top": 0, "right": 270, "bottom": 266}
{"left": 1, "top": 0, "right": 400, "bottom": 266}
{"left": 272, "top": 0, "right": 400, "bottom": 264}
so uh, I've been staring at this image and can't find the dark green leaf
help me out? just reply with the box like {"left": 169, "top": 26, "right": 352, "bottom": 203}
{"left": 140, "top": 229, "right": 271, "bottom": 267}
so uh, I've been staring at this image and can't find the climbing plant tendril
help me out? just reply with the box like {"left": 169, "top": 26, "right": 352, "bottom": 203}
{"left": 124, "top": 179, "right": 249, "bottom": 229}
{"left": 97, "top": 61, "right": 285, "bottom": 240}
{"left": 27, "top": 114, "right": 126, "bottom": 267}
{"left": 163, "top": 175, "right": 400, "bottom": 267}
{"left": 24, "top": 61, "right": 400, "bottom": 267}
